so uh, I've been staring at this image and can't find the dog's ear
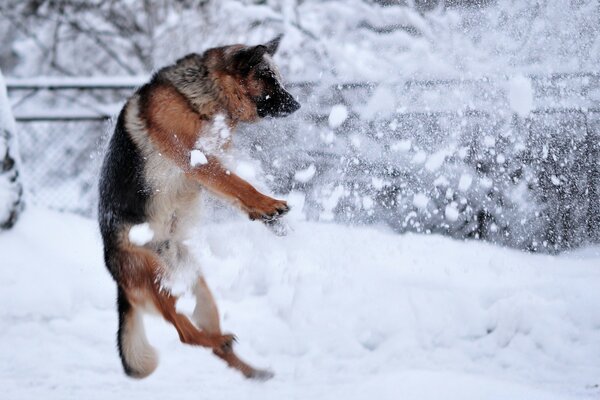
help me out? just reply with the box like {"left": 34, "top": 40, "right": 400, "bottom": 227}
{"left": 232, "top": 45, "right": 267, "bottom": 75}
{"left": 264, "top": 34, "right": 283, "bottom": 56}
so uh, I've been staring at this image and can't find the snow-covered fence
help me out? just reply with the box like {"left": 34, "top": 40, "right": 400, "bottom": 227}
{"left": 0, "top": 70, "right": 24, "bottom": 229}
{"left": 6, "top": 73, "right": 600, "bottom": 251}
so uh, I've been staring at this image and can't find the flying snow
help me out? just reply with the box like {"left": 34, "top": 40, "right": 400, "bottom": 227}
{"left": 328, "top": 104, "right": 349, "bottom": 129}
{"left": 458, "top": 174, "right": 473, "bottom": 192}
{"left": 294, "top": 164, "right": 317, "bottom": 183}
{"left": 190, "top": 150, "right": 208, "bottom": 167}
{"left": 507, "top": 75, "right": 534, "bottom": 117}
{"left": 445, "top": 203, "right": 460, "bottom": 221}
{"left": 413, "top": 193, "right": 429, "bottom": 210}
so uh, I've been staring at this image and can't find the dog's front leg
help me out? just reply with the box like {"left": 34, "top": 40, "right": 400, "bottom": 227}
{"left": 187, "top": 155, "right": 289, "bottom": 222}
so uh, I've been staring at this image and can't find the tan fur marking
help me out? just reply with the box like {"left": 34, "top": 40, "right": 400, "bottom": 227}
{"left": 192, "top": 277, "right": 221, "bottom": 334}
{"left": 212, "top": 71, "right": 259, "bottom": 122}
{"left": 144, "top": 84, "right": 204, "bottom": 165}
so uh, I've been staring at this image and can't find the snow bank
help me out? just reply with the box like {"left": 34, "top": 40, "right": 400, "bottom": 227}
{"left": 1, "top": 207, "right": 599, "bottom": 399}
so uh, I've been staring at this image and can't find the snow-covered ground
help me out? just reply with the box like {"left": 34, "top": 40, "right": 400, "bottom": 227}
{"left": 1, "top": 206, "right": 599, "bottom": 399}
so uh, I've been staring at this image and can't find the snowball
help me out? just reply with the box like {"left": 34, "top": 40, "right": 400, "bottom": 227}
{"left": 362, "top": 196, "right": 374, "bottom": 210}
{"left": 190, "top": 150, "right": 208, "bottom": 166}
{"left": 425, "top": 149, "right": 449, "bottom": 172}
{"left": 391, "top": 139, "right": 411, "bottom": 152}
{"left": 235, "top": 161, "right": 257, "bottom": 181}
{"left": 483, "top": 135, "right": 496, "bottom": 148}
{"left": 371, "top": 177, "right": 386, "bottom": 190}
{"left": 294, "top": 164, "right": 316, "bottom": 183}
{"left": 508, "top": 75, "right": 534, "bottom": 117}
{"left": 328, "top": 104, "right": 349, "bottom": 128}
{"left": 434, "top": 176, "right": 450, "bottom": 186}
{"left": 458, "top": 174, "right": 473, "bottom": 191}
{"left": 413, "top": 193, "right": 429, "bottom": 210}
{"left": 129, "top": 223, "right": 154, "bottom": 246}
{"left": 412, "top": 150, "right": 427, "bottom": 164}
{"left": 445, "top": 204, "right": 460, "bottom": 222}
{"left": 480, "top": 177, "right": 493, "bottom": 189}
{"left": 361, "top": 85, "right": 395, "bottom": 119}
{"left": 550, "top": 175, "right": 561, "bottom": 186}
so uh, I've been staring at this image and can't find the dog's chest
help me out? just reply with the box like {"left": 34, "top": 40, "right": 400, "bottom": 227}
{"left": 143, "top": 153, "right": 200, "bottom": 240}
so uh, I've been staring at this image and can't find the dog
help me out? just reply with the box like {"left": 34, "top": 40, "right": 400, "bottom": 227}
{"left": 98, "top": 35, "right": 300, "bottom": 380}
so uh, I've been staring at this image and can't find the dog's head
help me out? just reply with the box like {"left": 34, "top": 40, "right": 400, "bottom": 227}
{"left": 209, "top": 35, "right": 301, "bottom": 121}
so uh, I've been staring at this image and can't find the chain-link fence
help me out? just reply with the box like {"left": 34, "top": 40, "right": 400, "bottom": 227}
{"left": 17, "top": 119, "right": 110, "bottom": 216}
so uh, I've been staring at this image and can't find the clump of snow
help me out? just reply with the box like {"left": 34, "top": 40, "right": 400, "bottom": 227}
{"left": 328, "top": 104, "right": 349, "bottom": 129}
{"left": 129, "top": 222, "right": 154, "bottom": 246}
{"left": 294, "top": 164, "right": 317, "bottom": 183}
{"left": 425, "top": 149, "right": 452, "bottom": 172}
{"left": 360, "top": 85, "right": 396, "bottom": 120}
{"left": 507, "top": 75, "right": 534, "bottom": 117}
{"left": 391, "top": 139, "right": 412, "bottom": 152}
{"left": 458, "top": 174, "right": 473, "bottom": 192}
{"left": 445, "top": 203, "right": 460, "bottom": 222}
{"left": 413, "top": 193, "right": 429, "bottom": 210}
{"left": 234, "top": 160, "right": 258, "bottom": 182}
{"left": 411, "top": 150, "right": 427, "bottom": 165}
{"left": 211, "top": 113, "right": 230, "bottom": 139}
{"left": 190, "top": 149, "right": 208, "bottom": 167}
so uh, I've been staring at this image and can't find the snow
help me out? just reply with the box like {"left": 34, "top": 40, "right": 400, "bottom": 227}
{"left": 294, "top": 164, "right": 316, "bottom": 183}
{"left": 328, "top": 104, "right": 349, "bottom": 129}
{"left": 507, "top": 75, "right": 534, "bottom": 118}
{"left": 190, "top": 149, "right": 208, "bottom": 167}
{"left": 413, "top": 193, "right": 429, "bottom": 210}
{"left": 458, "top": 174, "right": 473, "bottom": 192}
{"left": 360, "top": 85, "right": 396, "bottom": 120}
{"left": 551, "top": 175, "right": 562, "bottom": 186}
{"left": 391, "top": 139, "right": 412, "bottom": 152}
{"left": 128, "top": 222, "right": 154, "bottom": 246}
{"left": 1, "top": 207, "right": 600, "bottom": 399}
{"left": 0, "top": 71, "right": 16, "bottom": 136}
{"left": 445, "top": 203, "right": 460, "bottom": 222}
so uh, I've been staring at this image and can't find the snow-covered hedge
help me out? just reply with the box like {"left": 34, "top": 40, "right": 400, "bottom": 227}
{"left": 0, "top": 69, "right": 24, "bottom": 229}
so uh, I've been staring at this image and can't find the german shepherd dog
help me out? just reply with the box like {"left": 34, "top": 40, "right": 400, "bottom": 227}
{"left": 98, "top": 35, "right": 299, "bottom": 380}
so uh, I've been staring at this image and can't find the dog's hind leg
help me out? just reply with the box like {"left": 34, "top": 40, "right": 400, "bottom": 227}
{"left": 192, "top": 277, "right": 275, "bottom": 380}
{"left": 119, "top": 246, "right": 235, "bottom": 351}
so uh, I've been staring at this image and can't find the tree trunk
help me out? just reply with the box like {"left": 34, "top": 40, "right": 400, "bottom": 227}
{"left": 0, "top": 69, "right": 24, "bottom": 229}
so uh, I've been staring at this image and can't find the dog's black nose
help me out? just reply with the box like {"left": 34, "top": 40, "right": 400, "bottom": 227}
{"left": 284, "top": 98, "right": 301, "bottom": 114}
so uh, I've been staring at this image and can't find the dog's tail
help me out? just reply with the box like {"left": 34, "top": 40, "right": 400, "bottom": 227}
{"left": 117, "top": 287, "right": 158, "bottom": 378}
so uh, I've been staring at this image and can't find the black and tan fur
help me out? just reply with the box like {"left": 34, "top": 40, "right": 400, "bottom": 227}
{"left": 98, "top": 35, "right": 299, "bottom": 380}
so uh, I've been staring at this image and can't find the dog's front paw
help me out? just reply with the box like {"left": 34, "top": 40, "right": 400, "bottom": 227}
{"left": 246, "top": 196, "right": 289, "bottom": 222}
